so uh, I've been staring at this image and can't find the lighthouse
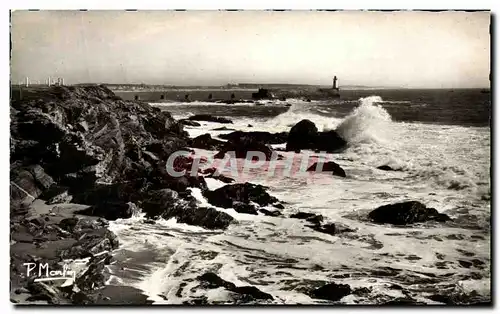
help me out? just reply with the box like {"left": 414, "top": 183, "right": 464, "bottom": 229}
{"left": 332, "top": 76, "right": 339, "bottom": 90}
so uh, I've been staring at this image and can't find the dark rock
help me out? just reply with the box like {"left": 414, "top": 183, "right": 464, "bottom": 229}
{"left": 75, "top": 255, "right": 108, "bottom": 292}
{"left": 58, "top": 217, "right": 80, "bottom": 232}
{"left": 212, "top": 126, "right": 235, "bottom": 131}
{"left": 187, "top": 114, "right": 233, "bottom": 124}
{"left": 198, "top": 272, "right": 235, "bottom": 290}
{"left": 26, "top": 282, "right": 64, "bottom": 304}
{"left": 252, "top": 88, "right": 274, "bottom": 100}
{"left": 352, "top": 287, "right": 371, "bottom": 296}
{"left": 273, "top": 203, "right": 285, "bottom": 210}
{"left": 285, "top": 119, "right": 318, "bottom": 152}
{"left": 77, "top": 202, "right": 140, "bottom": 221}
{"left": 307, "top": 161, "right": 346, "bottom": 177}
{"left": 259, "top": 209, "right": 282, "bottom": 217}
{"left": 189, "top": 133, "right": 225, "bottom": 151}
{"left": 309, "top": 223, "right": 337, "bottom": 235}
{"left": 14, "top": 287, "right": 30, "bottom": 294}
{"left": 428, "top": 292, "right": 491, "bottom": 305}
{"left": 219, "top": 131, "right": 288, "bottom": 145}
{"left": 61, "top": 228, "right": 119, "bottom": 259}
{"left": 383, "top": 297, "right": 425, "bottom": 305}
{"left": 310, "top": 282, "right": 352, "bottom": 302}
{"left": 204, "top": 183, "right": 280, "bottom": 209}
{"left": 179, "top": 119, "right": 201, "bottom": 127}
{"left": 214, "top": 136, "right": 275, "bottom": 161}
{"left": 41, "top": 185, "right": 73, "bottom": 204}
{"left": 368, "top": 201, "right": 452, "bottom": 225}
{"left": 314, "top": 131, "right": 347, "bottom": 153}
{"left": 11, "top": 85, "right": 188, "bottom": 195}
{"left": 458, "top": 260, "right": 473, "bottom": 268}
{"left": 201, "top": 167, "right": 217, "bottom": 175}
{"left": 377, "top": 165, "right": 398, "bottom": 171}
{"left": 10, "top": 165, "right": 55, "bottom": 208}
{"left": 207, "top": 173, "right": 235, "bottom": 184}
{"left": 309, "top": 222, "right": 355, "bottom": 235}
{"left": 141, "top": 189, "right": 235, "bottom": 229}
{"left": 285, "top": 120, "right": 346, "bottom": 153}
{"left": 233, "top": 202, "right": 259, "bottom": 215}
{"left": 198, "top": 272, "right": 273, "bottom": 300}
{"left": 290, "top": 212, "right": 324, "bottom": 225}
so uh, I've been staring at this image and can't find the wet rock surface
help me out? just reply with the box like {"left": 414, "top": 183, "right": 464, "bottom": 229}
{"left": 197, "top": 272, "right": 273, "bottom": 301}
{"left": 307, "top": 161, "right": 346, "bottom": 177}
{"left": 310, "top": 282, "right": 352, "bottom": 302}
{"left": 286, "top": 119, "right": 347, "bottom": 153}
{"left": 213, "top": 136, "right": 275, "bottom": 161}
{"left": 141, "top": 189, "right": 235, "bottom": 229}
{"left": 188, "top": 133, "right": 225, "bottom": 151}
{"left": 204, "top": 183, "right": 281, "bottom": 209}
{"left": 187, "top": 114, "right": 233, "bottom": 124}
{"left": 368, "top": 201, "right": 452, "bottom": 225}
{"left": 218, "top": 130, "right": 289, "bottom": 145}
{"left": 9, "top": 86, "right": 236, "bottom": 304}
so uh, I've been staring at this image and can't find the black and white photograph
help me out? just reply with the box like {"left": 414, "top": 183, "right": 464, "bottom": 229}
{"left": 8, "top": 8, "right": 492, "bottom": 305}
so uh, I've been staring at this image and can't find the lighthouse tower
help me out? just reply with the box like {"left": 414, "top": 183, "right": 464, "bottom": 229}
{"left": 332, "top": 76, "right": 339, "bottom": 90}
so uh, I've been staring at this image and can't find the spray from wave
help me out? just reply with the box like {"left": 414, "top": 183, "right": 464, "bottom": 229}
{"left": 335, "top": 96, "right": 392, "bottom": 145}
{"left": 268, "top": 101, "right": 341, "bottom": 132}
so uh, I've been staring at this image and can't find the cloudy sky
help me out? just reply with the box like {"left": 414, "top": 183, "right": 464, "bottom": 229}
{"left": 11, "top": 10, "right": 490, "bottom": 88}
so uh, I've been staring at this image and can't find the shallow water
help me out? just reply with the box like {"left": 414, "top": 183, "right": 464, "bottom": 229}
{"left": 107, "top": 92, "right": 490, "bottom": 304}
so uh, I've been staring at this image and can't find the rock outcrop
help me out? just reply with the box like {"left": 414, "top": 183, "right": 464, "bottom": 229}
{"left": 9, "top": 85, "right": 237, "bottom": 304}
{"left": 213, "top": 136, "right": 275, "bottom": 161}
{"left": 141, "top": 189, "right": 234, "bottom": 229}
{"left": 368, "top": 201, "right": 451, "bottom": 225}
{"left": 219, "top": 131, "right": 288, "bottom": 145}
{"left": 203, "top": 183, "right": 284, "bottom": 215}
{"left": 310, "top": 282, "right": 352, "bottom": 302}
{"left": 306, "top": 161, "right": 346, "bottom": 177}
{"left": 187, "top": 114, "right": 233, "bottom": 124}
{"left": 285, "top": 119, "right": 347, "bottom": 153}
{"left": 188, "top": 133, "right": 225, "bottom": 151}
{"left": 197, "top": 272, "right": 273, "bottom": 301}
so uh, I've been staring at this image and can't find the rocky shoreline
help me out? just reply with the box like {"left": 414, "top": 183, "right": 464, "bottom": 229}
{"left": 10, "top": 85, "right": 487, "bottom": 305}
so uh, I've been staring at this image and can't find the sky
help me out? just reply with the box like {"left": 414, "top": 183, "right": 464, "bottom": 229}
{"left": 10, "top": 10, "right": 491, "bottom": 88}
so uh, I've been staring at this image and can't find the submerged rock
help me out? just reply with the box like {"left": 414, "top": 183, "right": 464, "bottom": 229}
{"left": 290, "top": 212, "right": 324, "bottom": 225}
{"left": 198, "top": 272, "right": 273, "bottom": 301}
{"left": 212, "top": 126, "right": 235, "bottom": 131}
{"left": 219, "top": 131, "right": 288, "bottom": 145}
{"left": 306, "top": 161, "right": 346, "bottom": 177}
{"left": 428, "top": 292, "right": 491, "bottom": 305}
{"left": 368, "top": 201, "right": 451, "bottom": 225}
{"left": 259, "top": 208, "right": 282, "bottom": 217}
{"left": 310, "top": 282, "right": 352, "bottom": 302}
{"left": 309, "top": 223, "right": 355, "bottom": 236}
{"left": 179, "top": 119, "right": 201, "bottom": 127}
{"left": 203, "top": 183, "right": 280, "bottom": 209}
{"left": 377, "top": 165, "right": 400, "bottom": 171}
{"left": 187, "top": 114, "right": 233, "bottom": 124}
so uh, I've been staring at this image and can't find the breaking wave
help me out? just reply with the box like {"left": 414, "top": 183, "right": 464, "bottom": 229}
{"left": 335, "top": 96, "right": 392, "bottom": 144}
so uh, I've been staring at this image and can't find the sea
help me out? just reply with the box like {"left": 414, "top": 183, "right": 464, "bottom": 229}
{"left": 105, "top": 89, "right": 491, "bottom": 304}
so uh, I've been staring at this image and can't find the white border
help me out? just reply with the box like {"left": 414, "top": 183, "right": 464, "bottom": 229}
{"left": 1, "top": 1, "right": 497, "bottom": 314}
